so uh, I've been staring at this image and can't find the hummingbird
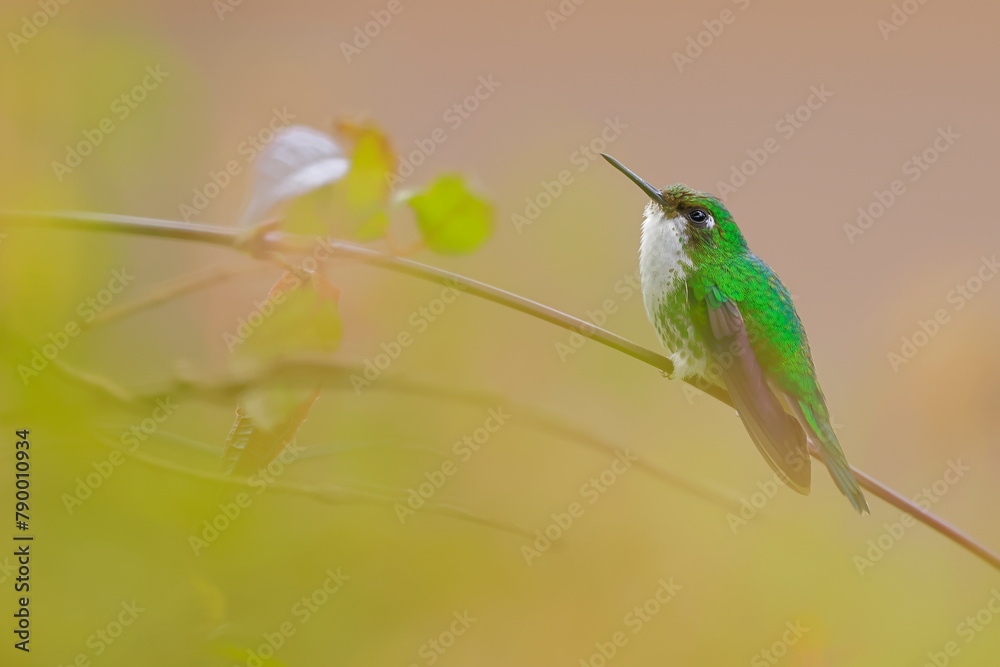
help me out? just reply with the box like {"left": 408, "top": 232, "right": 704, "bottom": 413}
{"left": 601, "top": 153, "right": 868, "bottom": 513}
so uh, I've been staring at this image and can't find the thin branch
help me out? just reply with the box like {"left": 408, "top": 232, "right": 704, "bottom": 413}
{"left": 97, "top": 427, "right": 448, "bottom": 461}
{"left": 92, "top": 435, "right": 533, "bottom": 538}
{"left": 2, "top": 211, "right": 728, "bottom": 397}
{"left": 88, "top": 263, "right": 266, "bottom": 328}
{"left": 52, "top": 357, "right": 139, "bottom": 407}
{"left": 53, "top": 357, "right": 739, "bottom": 512}
{"left": 350, "top": 371, "right": 742, "bottom": 512}
{"left": 4, "top": 210, "right": 999, "bottom": 572}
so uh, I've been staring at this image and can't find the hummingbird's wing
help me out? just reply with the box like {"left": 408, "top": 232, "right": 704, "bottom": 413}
{"left": 701, "top": 260, "right": 869, "bottom": 513}
{"left": 776, "top": 387, "right": 870, "bottom": 514}
{"left": 692, "top": 282, "right": 811, "bottom": 494}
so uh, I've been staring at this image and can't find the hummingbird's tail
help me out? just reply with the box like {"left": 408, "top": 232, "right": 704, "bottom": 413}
{"left": 815, "top": 443, "right": 869, "bottom": 514}
{"left": 795, "top": 400, "right": 869, "bottom": 514}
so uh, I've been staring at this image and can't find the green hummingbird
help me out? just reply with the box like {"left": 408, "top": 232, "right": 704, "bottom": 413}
{"left": 601, "top": 153, "right": 868, "bottom": 514}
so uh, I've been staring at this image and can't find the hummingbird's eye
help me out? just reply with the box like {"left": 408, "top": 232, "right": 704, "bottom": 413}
{"left": 685, "top": 208, "right": 712, "bottom": 228}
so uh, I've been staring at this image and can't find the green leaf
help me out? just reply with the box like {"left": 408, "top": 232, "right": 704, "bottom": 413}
{"left": 235, "top": 273, "right": 342, "bottom": 360}
{"left": 407, "top": 174, "right": 493, "bottom": 254}
{"left": 335, "top": 123, "right": 395, "bottom": 241}
{"left": 282, "top": 184, "right": 338, "bottom": 236}
{"left": 236, "top": 386, "right": 320, "bottom": 446}
{"left": 227, "top": 273, "right": 338, "bottom": 455}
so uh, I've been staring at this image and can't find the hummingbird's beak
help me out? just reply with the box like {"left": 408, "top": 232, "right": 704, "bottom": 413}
{"left": 600, "top": 153, "right": 667, "bottom": 206}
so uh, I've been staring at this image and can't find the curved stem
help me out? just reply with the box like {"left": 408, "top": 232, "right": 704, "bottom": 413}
{"left": 94, "top": 436, "right": 533, "bottom": 538}
{"left": 52, "top": 356, "right": 740, "bottom": 513}
{"left": 3, "top": 210, "right": 998, "bottom": 572}
{"left": 89, "top": 263, "right": 265, "bottom": 328}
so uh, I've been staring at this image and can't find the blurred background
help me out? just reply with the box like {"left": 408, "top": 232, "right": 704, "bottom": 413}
{"left": 1, "top": 0, "right": 999, "bottom": 665}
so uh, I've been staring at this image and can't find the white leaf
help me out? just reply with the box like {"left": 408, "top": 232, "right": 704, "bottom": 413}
{"left": 239, "top": 125, "right": 350, "bottom": 226}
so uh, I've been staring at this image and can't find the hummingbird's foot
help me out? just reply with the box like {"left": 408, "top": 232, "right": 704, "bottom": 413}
{"left": 659, "top": 369, "right": 678, "bottom": 381}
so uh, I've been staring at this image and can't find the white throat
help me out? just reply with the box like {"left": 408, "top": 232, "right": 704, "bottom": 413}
{"left": 638, "top": 204, "right": 709, "bottom": 379}
{"left": 639, "top": 204, "right": 691, "bottom": 318}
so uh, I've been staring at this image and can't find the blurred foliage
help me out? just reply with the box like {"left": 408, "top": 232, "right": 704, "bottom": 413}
{"left": 406, "top": 174, "right": 493, "bottom": 254}
{"left": 223, "top": 121, "right": 493, "bottom": 473}
{"left": 333, "top": 120, "right": 395, "bottom": 240}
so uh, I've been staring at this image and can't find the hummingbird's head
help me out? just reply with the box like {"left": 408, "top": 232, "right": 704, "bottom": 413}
{"left": 600, "top": 153, "right": 746, "bottom": 254}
